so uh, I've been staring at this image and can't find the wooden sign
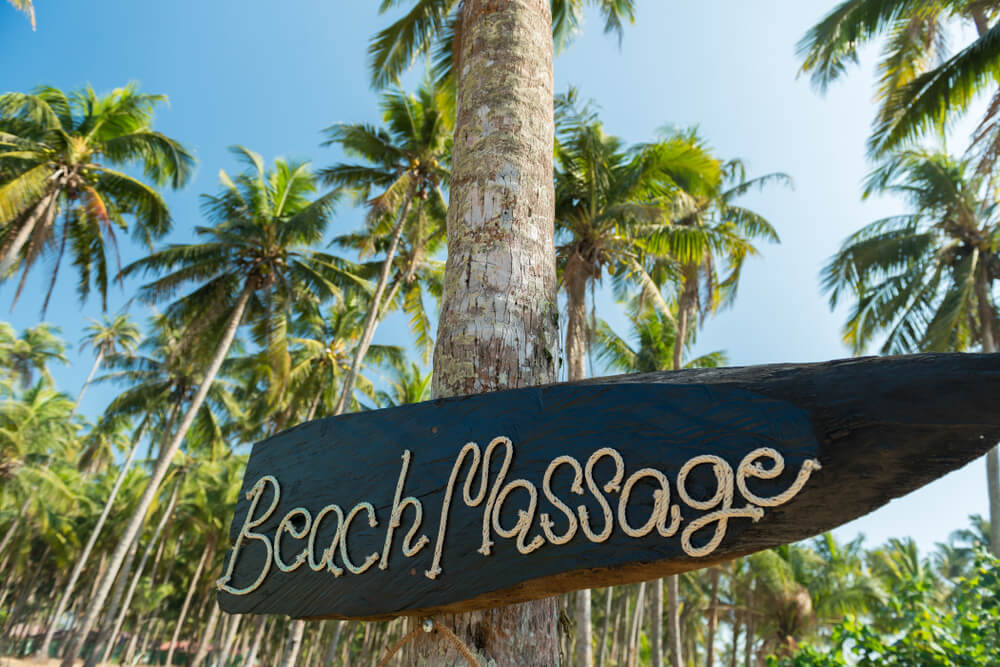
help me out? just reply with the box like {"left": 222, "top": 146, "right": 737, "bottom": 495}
{"left": 217, "top": 353, "right": 1000, "bottom": 620}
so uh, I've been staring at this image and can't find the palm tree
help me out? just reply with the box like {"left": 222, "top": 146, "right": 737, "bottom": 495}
{"left": 797, "top": 1, "right": 998, "bottom": 156}
{"left": 593, "top": 299, "right": 726, "bottom": 374}
{"left": 75, "top": 314, "right": 141, "bottom": 411}
{"left": 821, "top": 148, "right": 1000, "bottom": 554}
{"left": 0, "top": 84, "right": 194, "bottom": 310}
{"left": 554, "top": 94, "right": 722, "bottom": 383}
{"left": 58, "top": 148, "right": 344, "bottom": 667}
{"left": 645, "top": 154, "right": 787, "bottom": 372}
{"left": 0, "top": 322, "right": 67, "bottom": 387}
{"left": 6, "top": 0, "right": 34, "bottom": 29}
{"left": 0, "top": 382, "right": 79, "bottom": 557}
{"left": 321, "top": 78, "right": 450, "bottom": 415}
{"left": 375, "top": 361, "right": 432, "bottom": 407}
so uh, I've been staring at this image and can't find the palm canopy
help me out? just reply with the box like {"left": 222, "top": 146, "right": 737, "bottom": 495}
{"left": 593, "top": 299, "right": 727, "bottom": 374}
{"left": 321, "top": 79, "right": 452, "bottom": 216}
{"left": 822, "top": 149, "right": 1000, "bottom": 354}
{"left": 368, "top": 0, "right": 636, "bottom": 88}
{"left": 0, "top": 84, "right": 195, "bottom": 310}
{"left": 797, "top": 0, "right": 1000, "bottom": 156}
{"left": 0, "top": 322, "right": 67, "bottom": 388}
{"left": 122, "top": 147, "right": 350, "bottom": 375}
{"left": 555, "top": 96, "right": 721, "bottom": 283}
{"left": 81, "top": 314, "right": 141, "bottom": 358}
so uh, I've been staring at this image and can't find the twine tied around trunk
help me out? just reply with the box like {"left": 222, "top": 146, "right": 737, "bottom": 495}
{"left": 376, "top": 618, "right": 479, "bottom": 666}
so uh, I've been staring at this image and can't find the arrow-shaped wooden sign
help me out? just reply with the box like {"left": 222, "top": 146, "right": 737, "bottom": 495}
{"left": 217, "top": 353, "right": 1000, "bottom": 620}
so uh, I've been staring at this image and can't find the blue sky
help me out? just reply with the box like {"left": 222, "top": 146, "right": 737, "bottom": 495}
{"left": 1, "top": 0, "right": 992, "bottom": 554}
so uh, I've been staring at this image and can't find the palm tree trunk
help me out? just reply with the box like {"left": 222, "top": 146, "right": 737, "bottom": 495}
{"left": 565, "top": 253, "right": 589, "bottom": 382}
{"left": 743, "top": 584, "right": 755, "bottom": 667}
{"left": 60, "top": 281, "right": 253, "bottom": 667}
{"left": 975, "top": 261, "right": 1000, "bottom": 555}
{"left": 651, "top": 579, "right": 663, "bottom": 667}
{"left": 0, "top": 187, "right": 59, "bottom": 279}
{"left": 597, "top": 588, "right": 613, "bottom": 667}
{"left": 73, "top": 349, "right": 103, "bottom": 414}
{"left": 705, "top": 568, "right": 721, "bottom": 667}
{"left": 244, "top": 617, "right": 269, "bottom": 667}
{"left": 36, "top": 423, "right": 148, "bottom": 659}
{"left": 415, "top": 0, "right": 559, "bottom": 662}
{"left": 666, "top": 576, "right": 683, "bottom": 667}
{"left": 190, "top": 596, "right": 222, "bottom": 667}
{"left": 99, "top": 478, "right": 181, "bottom": 665}
{"left": 165, "top": 537, "right": 214, "bottom": 667}
{"left": 666, "top": 306, "right": 690, "bottom": 667}
{"left": 673, "top": 268, "right": 698, "bottom": 371}
{"left": 576, "top": 588, "right": 593, "bottom": 667}
{"left": 332, "top": 184, "right": 415, "bottom": 416}
{"left": 86, "top": 530, "right": 141, "bottom": 667}
{"left": 627, "top": 582, "right": 646, "bottom": 667}
{"left": 279, "top": 618, "right": 307, "bottom": 667}
{"left": 324, "top": 620, "right": 345, "bottom": 667}
{"left": 0, "top": 499, "right": 28, "bottom": 557}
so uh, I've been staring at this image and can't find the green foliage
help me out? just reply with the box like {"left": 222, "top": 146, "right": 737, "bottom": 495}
{"left": 0, "top": 84, "right": 195, "bottom": 311}
{"left": 772, "top": 552, "right": 1000, "bottom": 666}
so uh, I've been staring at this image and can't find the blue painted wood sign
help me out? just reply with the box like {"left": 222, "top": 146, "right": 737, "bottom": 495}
{"left": 218, "top": 354, "right": 1000, "bottom": 620}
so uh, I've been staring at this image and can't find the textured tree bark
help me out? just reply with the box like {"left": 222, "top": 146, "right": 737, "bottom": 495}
{"left": 597, "top": 588, "right": 613, "bottom": 666}
{"left": 565, "top": 254, "right": 590, "bottom": 383}
{"left": 243, "top": 616, "right": 268, "bottom": 667}
{"left": 416, "top": 0, "right": 559, "bottom": 663}
{"left": 626, "top": 582, "right": 646, "bottom": 667}
{"left": 651, "top": 579, "right": 663, "bottom": 667}
{"left": 705, "top": 567, "right": 721, "bottom": 667}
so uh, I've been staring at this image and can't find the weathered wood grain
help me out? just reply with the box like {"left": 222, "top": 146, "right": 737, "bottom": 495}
{"left": 218, "top": 353, "right": 1000, "bottom": 620}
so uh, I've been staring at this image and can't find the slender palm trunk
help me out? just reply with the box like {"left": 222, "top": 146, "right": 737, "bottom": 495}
{"left": 566, "top": 254, "right": 594, "bottom": 667}
{"left": 100, "top": 479, "right": 181, "bottom": 665}
{"left": 332, "top": 185, "right": 415, "bottom": 415}
{"left": 0, "top": 188, "right": 59, "bottom": 279}
{"left": 190, "top": 600, "right": 222, "bottom": 667}
{"left": 652, "top": 579, "right": 663, "bottom": 667}
{"left": 60, "top": 282, "right": 253, "bottom": 667}
{"left": 85, "top": 531, "right": 141, "bottom": 667}
{"left": 415, "top": 0, "right": 558, "bottom": 663}
{"left": 165, "top": 537, "right": 214, "bottom": 667}
{"left": 664, "top": 313, "right": 691, "bottom": 667}
{"left": 243, "top": 617, "right": 269, "bottom": 667}
{"left": 673, "top": 268, "right": 698, "bottom": 371}
{"left": 324, "top": 620, "right": 345, "bottom": 667}
{"left": 73, "top": 349, "right": 104, "bottom": 413}
{"left": 743, "top": 584, "right": 755, "bottom": 667}
{"left": 36, "top": 423, "right": 148, "bottom": 658}
{"left": 705, "top": 568, "right": 721, "bottom": 667}
{"left": 597, "top": 588, "right": 613, "bottom": 667}
{"left": 975, "top": 260, "right": 1000, "bottom": 555}
{"left": 279, "top": 619, "right": 307, "bottom": 667}
{"left": 0, "top": 499, "right": 28, "bottom": 557}
{"left": 565, "top": 254, "right": 589, "bottom": 382}
{"left": 627, "top": 582, "right": 646, "bottom": 667}
{"left": 666, "top": 576, "right": 683, "bottom": 667}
